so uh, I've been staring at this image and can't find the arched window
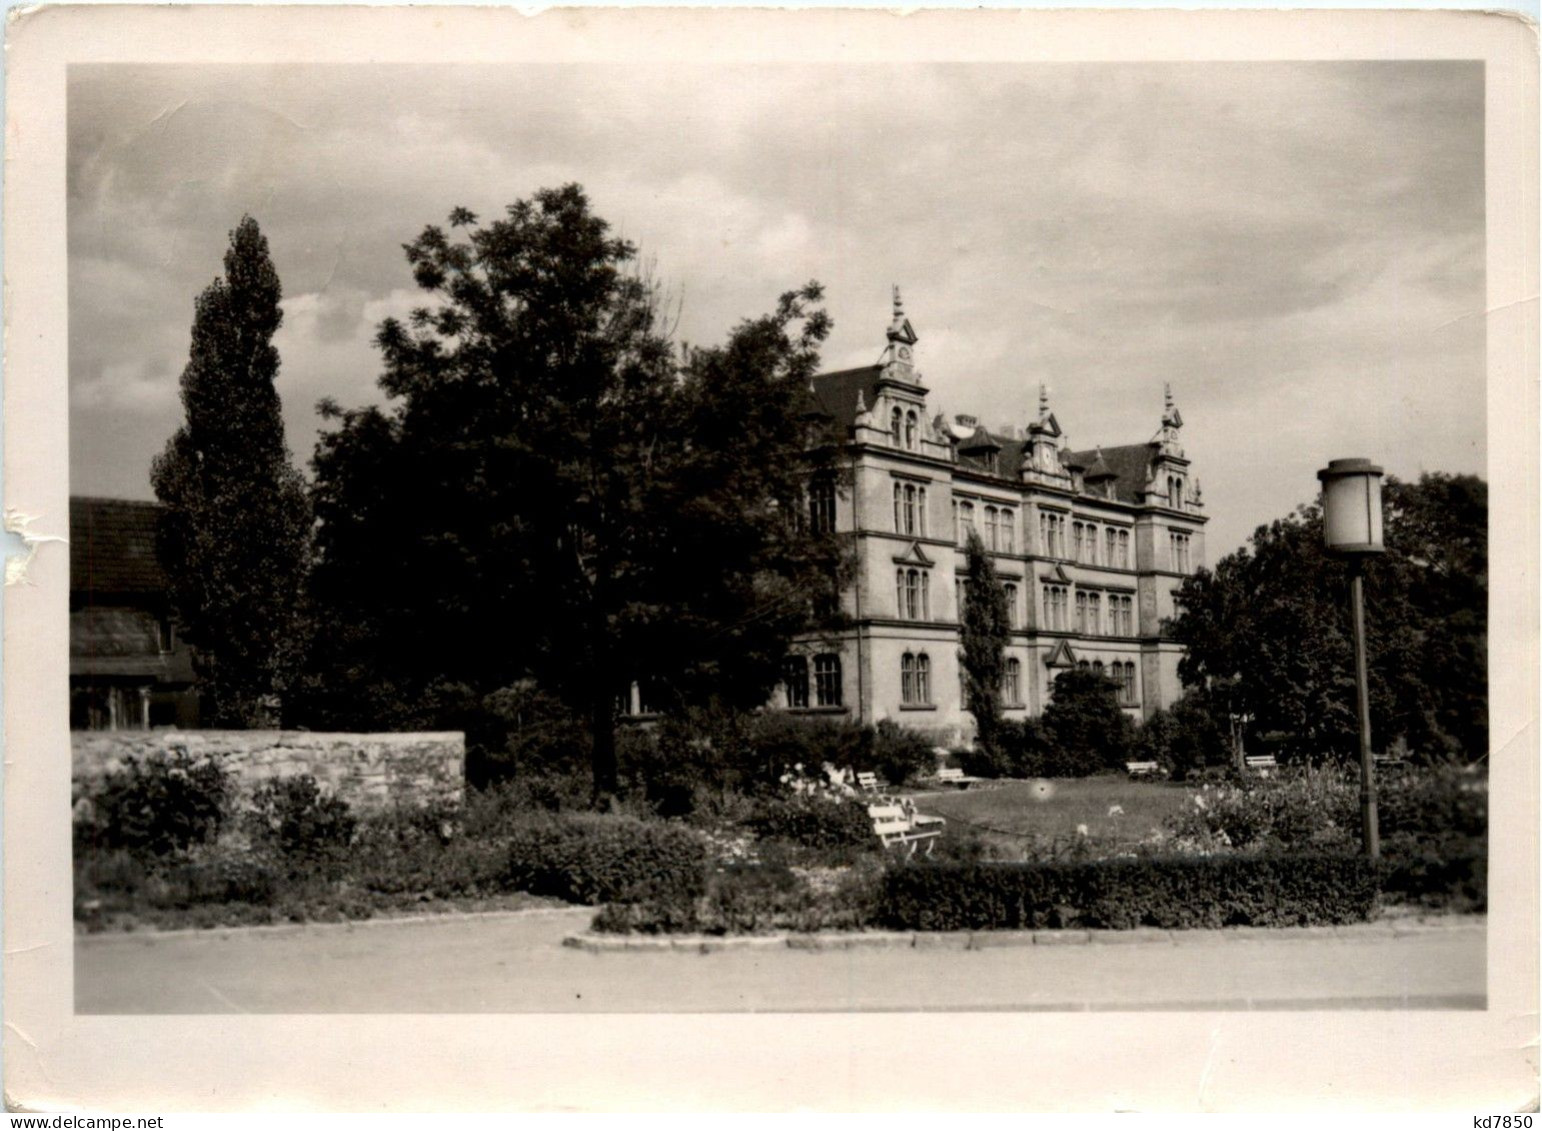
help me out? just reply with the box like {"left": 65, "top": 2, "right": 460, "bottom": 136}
{"left": 1004, "top": 582, "right": 1018, "bottom": 628}
{"left": 901, "top": 652, "right": 917, "bottom": 704}
{"left": 1093, "top": 660, "right": 1105, "bottom": 677}
{"left": 917, "top": 486, "right": 927, "bottom": 536}
{"left": 1087, "top": 592, "right": 1101, "bottom": 635}
{"left": 905, "top": 568, "right": 922, "bottom": 619}
{"left": 904, "top": 484, "right": 917, "bottom": 534}
{"left": 1078, "top": 660, "right": 1090, "bottom": 671}
{"left": 916, "top": 653, "right": 931, "bottom": 703}
{"left": 813, "top": 653, "right": 842, "bottom": 707}
{"left": 781, "top": 655, "right": 809, "bottom": 709}
{"left": 999, "top": 509, "right": 1015, "bottom": 553}
{"left": 809, "top": 476, "right": 836, "bottom": 534}
{"left": 891, "top": 407, "right": 903, "bottom": 447}
{"left": 895, "top": 569, "right": 907, "bottom": 615}
{"left": 904, "top": 410, "right": 918, "bottom": 450}
{"left": 957, "top": 500, "right": 975, "bottom": 546}
{"left": 984, "top": 506, "right": 999, "bottom": 550}
{"left": 1004, "top": 657, "right": 1022, "bottom": 705}
{"left": 893, "top": 482, "right": 903, "bottom": 531}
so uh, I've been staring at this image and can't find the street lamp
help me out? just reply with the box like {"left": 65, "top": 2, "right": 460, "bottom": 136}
{"left": 1316, "top": 458, "right": 1385, "bottom": 858}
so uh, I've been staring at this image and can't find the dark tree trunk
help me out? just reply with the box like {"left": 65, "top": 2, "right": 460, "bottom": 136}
{"left": 590, "top": 692, "right": 619, "bottom": 810}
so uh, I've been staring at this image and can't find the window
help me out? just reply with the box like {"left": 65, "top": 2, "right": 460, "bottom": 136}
{"left": 1039, "top": 511, "right": 1067, "bottom": 558}
{"left": 809, "top": 477, "right": 836, "bottom": 534}
{"left": 1120, "top": 662, "right": 1138, "bottom": 704}
{"left": 1087, "top": 592, "right": 1101, "bottom": 635}
{"left": 896, "top": 567, "right": 930, "bottom": 620}
{"left": 984, "top": 506, "right": 999, "bottom": 551}
{"left": 1072, "top": 522, "right": 1083, "bottom": 562}
{"left": 1105, "top": 527, "right": 1130, "bottom": 569}
{"left": 1004, "top": 657, "right": 1022, "bottom": 705}
{"left": 1109, "top": 594, "right": 1134, "bottom": 636}
{"left": 891, "top": 407, "right": 903, "bottom": 447}
{"left": 904, "top": 410, "right": 918, "bottom": 451}
{"left": 1170, "top": 531, "right": 1192, "bottom": 573}
{"left": 782, "top": 656, "right": 809, "bottom": 708}
{"left": 1075, "top": 590, "right": 1088, "bottom": 633}
{"left": 901, "top": 652, "right": 932, "bottom": 705}
{"left": 1042, "top": 584, "right": 1069, "bottom": 631}
{"left": 999, "top": 509, "right": 1015, "bottom": 553}
{"left": 1168, "top": 476, "right": 1183, "bottom": 508}
{"left": 157, "top": 618, "right": 174, "bottom": 653}
{"left": 813, "top": 654, "right": 842, "bottom": 707}
{"left": 893, "top": 482, "right": 926, "bottom": 536}
{"left": 1083, "top": 523, "right": 1098, "bottom": 565}
{"left": 1003, "top": 582, "right": 1018, "bottom": 628}
{"left": 957, "top": 500, "right": 975, "bottom": 546}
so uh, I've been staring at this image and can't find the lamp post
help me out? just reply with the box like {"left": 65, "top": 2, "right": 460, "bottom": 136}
{"left": 1316, "top": 458, "right": 1386, "bottom": 858}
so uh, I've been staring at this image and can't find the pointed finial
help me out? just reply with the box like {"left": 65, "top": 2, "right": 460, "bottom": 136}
{"left": 855, "top": 389, "right": 867, "bottom": 414}
{"left": 1038, "top": 383, "right": 1049, "bottom": 422}
{"left": 1164, "top": 382, "right": 1173, "bottom": 411}
{"left": 892, "top": 284, "right": 903, "bottom": 319}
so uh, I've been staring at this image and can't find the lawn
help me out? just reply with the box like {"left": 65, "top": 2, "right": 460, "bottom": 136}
{"left": 912, "top": 776, "right": 1194, "bottom": 855}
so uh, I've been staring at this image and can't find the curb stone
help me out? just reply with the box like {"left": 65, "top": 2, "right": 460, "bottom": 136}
{"left": 1030, "top": 930, "right": 1091, "bottom": 946}
{"left": 1086, "top": 928, "right": 1175, "bottom": 945}
{"left": 967, "top": 930, "right": 1040, "bottom": 948}
{"left": 911, "top": 931, "right": 972, "bottom": 950}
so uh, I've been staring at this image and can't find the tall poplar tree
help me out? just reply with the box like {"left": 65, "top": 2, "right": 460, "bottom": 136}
{"left": 151, "top": 216, "right": 312, "bottom": 726}
{"left": 959, "top": 528, "right": 1010, "bottom": 752}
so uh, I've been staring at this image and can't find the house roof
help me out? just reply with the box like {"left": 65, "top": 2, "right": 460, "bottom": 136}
{"left": 69, "top": 605, "right": 194, "bottom": 682}
{"left": 807, "top": 365, "right": 884, "bottom": 427}
{"left": 70, "top": 497, "right": 167, "bottom": 596}
{"left": 1063, "top": 443, "right": 1156, "bottom": 504}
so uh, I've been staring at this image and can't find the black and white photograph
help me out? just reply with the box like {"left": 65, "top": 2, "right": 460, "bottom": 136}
{"left": 6, "top": 5, "right": 1537, "bottom": 1113}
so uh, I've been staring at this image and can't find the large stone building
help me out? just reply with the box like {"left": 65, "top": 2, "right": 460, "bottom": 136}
{"left": 776, "top": 291, "right": 1207, "bottom": 746}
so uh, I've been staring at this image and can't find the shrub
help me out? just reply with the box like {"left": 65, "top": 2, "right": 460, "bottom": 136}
{"left": 1379, "top": 832, "right": 1486, "bottom": 912}
{"left": 476, "top": 680, "right": 592, "bottom": 787}
{"left": 878, "top": 854, "right": 1381, "bottom": 931}
{"left": 962, "top": 718, "right": 1049, "bottom": 779}
{"left": 746, "top": 793, "right": 874, "bottom": 852}
{"left": 504, "top": 812, "right": 709, "bottom": 904}
{"left": 245, "top": 776, "right": 357, "bottom": 869}
{"left": 1040, "top": 669, "right": 1135, "bottom": 775}
{"left": 1136, "top": 688, "right": 1236, "bottom": 780}
{"left": 79, "top": 751, "right": 232, "bottom": 856}
{"left": 156, "top": 844, "right": 281, "bottom": 907}
{"left": 865, "top": 720, "right": 937, "bottom": 786}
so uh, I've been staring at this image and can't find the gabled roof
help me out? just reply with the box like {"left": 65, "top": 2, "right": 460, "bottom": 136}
{"left": 70, "top": 497, "right": 166, "bottom": 596}
{"left": 807, "top": 365, "right": 884, "bottom": 429}
{"left": 1062, "top": 443, "right": 1157, "bottom": 504}
{"left": 1045, "top": 639, "right": 1078, "bottom": 667}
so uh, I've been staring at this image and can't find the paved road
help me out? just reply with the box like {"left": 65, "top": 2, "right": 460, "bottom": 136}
{"left": 75, "top": 909, "right": 1485, "bottom": 1013}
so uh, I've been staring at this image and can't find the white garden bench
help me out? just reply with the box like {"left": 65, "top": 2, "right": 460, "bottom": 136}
{"left": 934, "top": 767, "right": 984, "bottom": 789}
{"left": 855, "top": 771, "right": 885, "bottom": 793}
{"left": 868, "top": 801, "right": 945, "bottom": 859}
{"left": 1125, "top": 760, "right": 1161, "bottom": 778}
{"left": 1245, "top": 754, "right": 1278, "bottom": 777}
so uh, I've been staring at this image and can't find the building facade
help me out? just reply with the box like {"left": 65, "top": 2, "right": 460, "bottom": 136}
{"left": 776, "top": 291, "right": 1207, "bottom": 746}
{"left": 70, "top": 497, "right": 201, "bottom": 731}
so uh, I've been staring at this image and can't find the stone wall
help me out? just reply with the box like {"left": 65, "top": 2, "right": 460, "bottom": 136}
{"left": 72, "top": 730, "right": 465, "bottom": 815}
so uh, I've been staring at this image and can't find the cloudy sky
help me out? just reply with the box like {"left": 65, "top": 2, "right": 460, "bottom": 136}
{"left": 68, "top": 61, "right": 1484, "bottom": 557}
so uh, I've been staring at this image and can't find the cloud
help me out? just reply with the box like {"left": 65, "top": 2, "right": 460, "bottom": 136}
{"left": 68, "top": 61, "right": 1485, "bottom": 555}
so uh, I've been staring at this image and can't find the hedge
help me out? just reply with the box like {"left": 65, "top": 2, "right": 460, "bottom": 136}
{"left": 878, "top": 853, "right": 1381, "bottom": 931}
{"left": 592, "top": 862, "right": 884, "bottom": 935}
{"left": 503, "top": 812, "right": 709, "bottom": 905}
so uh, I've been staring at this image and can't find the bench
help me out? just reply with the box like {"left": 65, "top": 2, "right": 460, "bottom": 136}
{"left": 855, "top": 771, "right": 885, "bottom": 793}
{"left": 1244, "top": 754, "right": 1278, "bottom": 778}
{"left": 1125, "top": 760, "right": 1161, "bottom": 778}
{"left": 935, "top": 767, "right": 983, "bottom": 789}
{"left": 868, "top": 801, "right": 945, "bottom": 859}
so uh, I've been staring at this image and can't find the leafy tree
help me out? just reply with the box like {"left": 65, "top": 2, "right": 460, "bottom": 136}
{"left": 1169, "top": 473, "right": 1486, "bottom": 763}
{"left": 151, "top": 216, "right": 312, "bottom": 726}
{"left": 958, "top": 528, "right": 1010, "bottom": 753}
{"left": 305, "top": 185, "right": 847, "bottom": 803}
{"left": 1040, "top": 667, "right": 1134, "bottom": 776}
{"left": 1135, "top": 685, "right": 1234, "bottom": 779}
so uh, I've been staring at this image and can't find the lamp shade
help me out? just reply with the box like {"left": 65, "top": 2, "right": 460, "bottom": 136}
{"left": 1317, "top": 458, "right": 1385, "bottom": 554}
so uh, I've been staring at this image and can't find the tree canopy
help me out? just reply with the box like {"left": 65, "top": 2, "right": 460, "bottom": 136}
{"left": 303, "top": 185, "right": 848, "bottom": 799}
{"left": 1168, "top": 472, "right": 1486, "bottom": 763}
{"left": 958, "top": 528, "right": 1009, "bottom": 751}
{"left": 150, "top": 216, "right": 312, "bottom": 726}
